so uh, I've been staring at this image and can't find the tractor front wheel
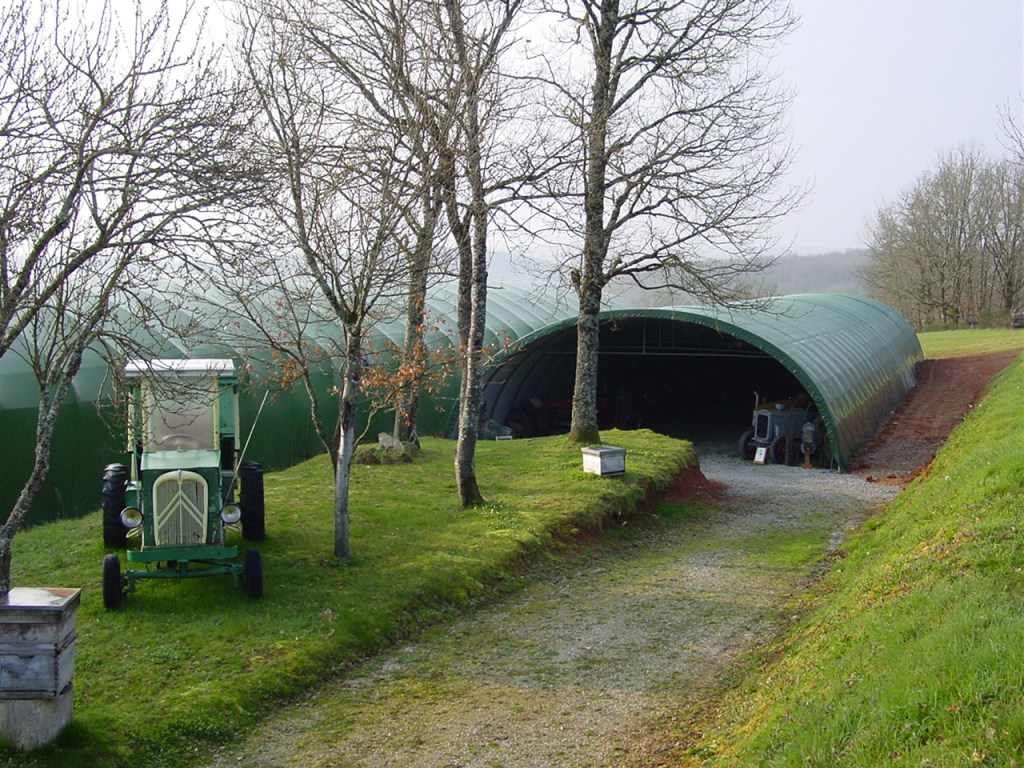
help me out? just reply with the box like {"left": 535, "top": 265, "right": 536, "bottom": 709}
{"left": 738, "top": 429, "right": 755, "bottom": 460}
{"left": 244, "top": 549, "right": 264, "bottom": 599}
{"left": 103, "top": 554, "right": 124, "bottom": 610}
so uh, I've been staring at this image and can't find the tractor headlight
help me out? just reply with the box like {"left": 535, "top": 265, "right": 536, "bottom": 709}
{"left": 220, "top": 503, "right": 242, "bottom": 525}
{"left": 801, "top": 422, "right": 819, "bottom": 454}
{"left": 120, "top": 506, "right": 143, "bottom": 529}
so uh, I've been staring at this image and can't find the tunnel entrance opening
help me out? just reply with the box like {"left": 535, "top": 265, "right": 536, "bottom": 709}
{"left": 486, "top": 317, "right": 808, "bottom": 446}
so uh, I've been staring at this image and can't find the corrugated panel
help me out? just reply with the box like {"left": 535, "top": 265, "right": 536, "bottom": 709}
{"left": 0, "top": 282, "right": 584, "bottom": 523}
{"left": 1, "top": 288, "right": 919, "bottom": 527}
{"left": 653, "top": 295, "right": 922, "bottom": 470}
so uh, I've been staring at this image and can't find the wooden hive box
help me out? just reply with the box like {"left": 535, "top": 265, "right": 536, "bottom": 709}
{"left": 0, "top": 588, "right": 80, "bottom": 700}
{"left": 581, "top": 445, "right": 627, "bottom": 477}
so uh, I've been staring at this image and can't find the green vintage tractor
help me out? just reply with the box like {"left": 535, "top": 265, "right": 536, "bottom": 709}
{"left": 101, "top": 359, "right": 265, "bottom": 609}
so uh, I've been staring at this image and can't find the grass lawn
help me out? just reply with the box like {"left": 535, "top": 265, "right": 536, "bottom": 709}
{"left": 9, "top": 328, "right": 1024, "bottom": 767}
{"left": 3, "top": 430, "right": 693, "bottom": 768}
{"left": 678, "top": 340, "right": 1024, "bottom": 764}
{"left": 918, "top": 327, "right": 1024, "bottom": 359}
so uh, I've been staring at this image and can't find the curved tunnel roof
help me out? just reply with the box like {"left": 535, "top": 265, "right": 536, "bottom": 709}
{"left": 484, "top": 293, "right": 923, "bottom": 471}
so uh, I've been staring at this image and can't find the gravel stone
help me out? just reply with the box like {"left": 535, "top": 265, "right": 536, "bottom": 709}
{"left": 201, "top": 351, "right": 1019, "bottom": 767}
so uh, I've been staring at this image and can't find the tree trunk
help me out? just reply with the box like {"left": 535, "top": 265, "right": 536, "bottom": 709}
{"left": 444, "top": 153, "right": 480, "bottom": 503}
{"left": 446, "top": 0, "right": 487, "bottom": 507}
{"left": 0, "top": 349, "right": 83, "bottom": 598}
{"left": 568, "top": 0, "right": 615, "bottom": 445}
{"left": 0, "top": 470, "right": 47, "bottom": 598}
{"left": 395, "top": 266, "right": 429, "bottom": 443}
{"left": 395, "top": 175, "right": 441, "bottom": 443}
{"left": 334, "top": 327, "right": 363, "bottom": 559}
{"left": 455, "top": 227, "right": 487, "bottom": 506}
{"left": 0, "top": 535, "right": 11, "bottom": 600}
{"left": 569, "top": 278, "right": 603, "bottom": 445}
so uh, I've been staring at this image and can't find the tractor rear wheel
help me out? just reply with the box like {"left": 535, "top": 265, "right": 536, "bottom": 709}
{"left": 103, "top": 554, "right": 124, "bottom": 610}
{"left": 244, "top": 549, "right": 264, "bottom": 599}
{"left": 102, "top": 464, "right": 129, "bottom": 547}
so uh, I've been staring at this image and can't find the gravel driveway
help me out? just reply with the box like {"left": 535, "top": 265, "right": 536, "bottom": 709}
{"left": 202, "top": 443, "right": 898, "bottom": 768}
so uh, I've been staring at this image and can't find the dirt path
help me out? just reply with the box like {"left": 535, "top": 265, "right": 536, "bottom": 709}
{"left": 200, "top": 352, "right": 1018, "bottom": 768}
{"left": 850, "top": 351, "right": 1019, "bottom": 483}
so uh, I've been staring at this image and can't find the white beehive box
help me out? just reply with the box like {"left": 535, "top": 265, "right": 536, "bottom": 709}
{"left": 581, "top": 445, "right": 627, "bottom": 476}
{"left": 0, "top": 587, "right": 80, "bottom": 750}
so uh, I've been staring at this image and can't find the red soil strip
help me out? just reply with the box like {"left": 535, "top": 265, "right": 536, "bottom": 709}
{"left": 663, "top": 467, "right": 727, "bottom": 503}
{"left": 851, "top": 351, "right": 1020, "bottom": 485}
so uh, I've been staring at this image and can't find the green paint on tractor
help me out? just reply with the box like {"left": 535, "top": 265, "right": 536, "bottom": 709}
{"left": 101, "top": 359, "right": 265, "bottom": 609}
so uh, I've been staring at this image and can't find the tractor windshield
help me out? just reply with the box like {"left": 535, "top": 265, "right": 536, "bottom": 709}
{"left": 143, "top": 376, "right": 217, "bottom": 453}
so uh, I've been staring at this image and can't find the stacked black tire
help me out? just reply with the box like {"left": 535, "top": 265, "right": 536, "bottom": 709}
{"left": 102, "top": 463, "right": 129, "bottom": 548}
{"left": 239, "top": 461, "right": 265, "bottom": 542}
{"left": 239, "top": 461, "right": 265, "bottom": 599}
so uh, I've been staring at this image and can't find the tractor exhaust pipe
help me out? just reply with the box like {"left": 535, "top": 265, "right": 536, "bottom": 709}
{"left": 222, "top": 390, "right": 269, "bottom": 506}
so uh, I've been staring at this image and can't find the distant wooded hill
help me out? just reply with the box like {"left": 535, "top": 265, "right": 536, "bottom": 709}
{"left": 610, "top": 248, "right": 871, "bottom": 307}
{"left": 760, "top": 248, "right": 869, "bottom": 296}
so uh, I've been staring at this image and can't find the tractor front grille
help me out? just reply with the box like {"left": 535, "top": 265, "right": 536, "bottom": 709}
{"left": 152, "top": 471, "right": 209, "bottom": 547}
{"left": 754, "top": 412, "right": 771, "bottom": 441}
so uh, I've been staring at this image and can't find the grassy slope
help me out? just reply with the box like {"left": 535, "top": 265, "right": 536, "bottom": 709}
{"left": 684, "top": 341, "right": 1024, "bottom": 766}
{"left": 4, "top": 430, "right": 692, "bottom": 768}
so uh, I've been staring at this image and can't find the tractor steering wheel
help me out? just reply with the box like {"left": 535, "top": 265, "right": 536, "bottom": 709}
{"left": 156, "top": 433, "right": 204, "bottom": 450}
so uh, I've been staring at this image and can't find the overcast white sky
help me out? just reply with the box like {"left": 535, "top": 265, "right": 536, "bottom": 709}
{"left": 183, "top": 0, "right": 1022, "bottom": 257}
{"left": 774, "top": 0, "right": 1023, "bottom": 254}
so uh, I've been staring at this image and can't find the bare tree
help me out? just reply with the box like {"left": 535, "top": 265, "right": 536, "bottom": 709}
{"left": 860, "top": 203, "right": 929, "bottom": 326}
{"left": 259, "top": 0, "right": 533, "bottom": 507}
{"left": 436, "top": 0, "right": 528, "bottom": 506}
{"left": 526, "top": 0, "right": 798, "bottom": 443}
{"left": 979, "top": 158, "right": 1024, "bottom": 317}
{"left": 206, "top": 252, "right": 345, "bottom": 469}
{"left": 0, "top": 0, "right": 254, "bottom": 596}
{"left": 863, "top": 146, "right": 991, "bottom": 328}
{"left": 243, "top": 0, "right": 460, "bottom": 446}
{"left": 308, "top": 0, "right": 459, "bottom": 445}
{"left": 240, "top": 9, "right": 413, "bottom": 557}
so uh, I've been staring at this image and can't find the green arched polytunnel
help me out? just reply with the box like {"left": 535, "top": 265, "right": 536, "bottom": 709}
{"left": 1, "top": 288, "right": 919, "bottom": 525}
{"left": 481, "top": 294, "right": 923, "bottom": 471}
